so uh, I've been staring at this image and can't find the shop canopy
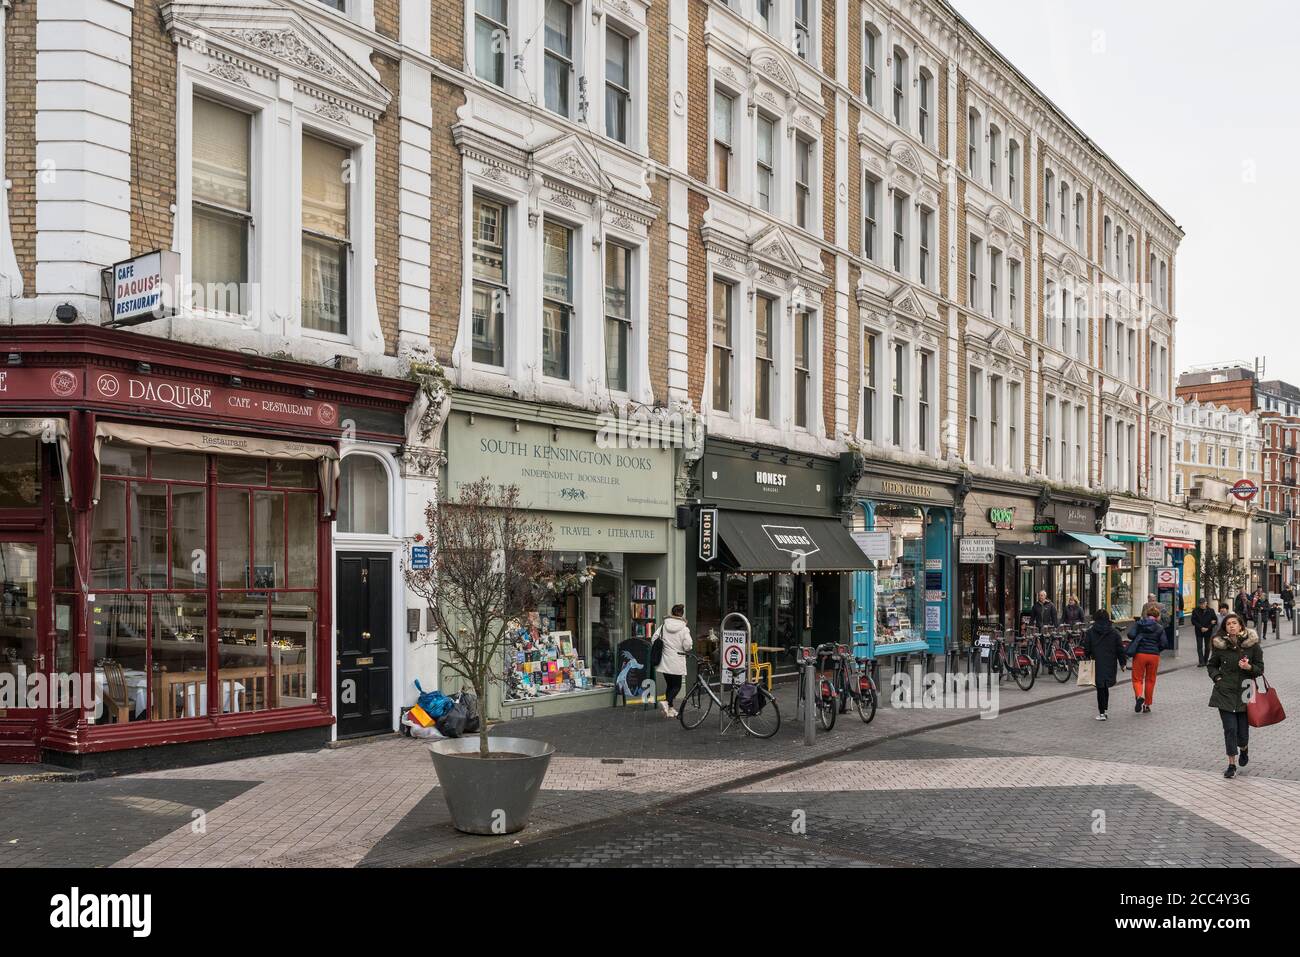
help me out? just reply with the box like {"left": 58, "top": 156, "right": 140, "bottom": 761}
{"left": 994, "top": 542, "right": 1085, "bottom": 564}
{"left": 1062, "top": 532, "right": 1126, "bottom": 555}
{"left": 715, "top": 511, "right": 875, "bottom": 572}
{"left": 0, "top": 417, "right": 70, "bottom": 499}
{"left": 92, "top": 421, "right": 340, "bottom": 516}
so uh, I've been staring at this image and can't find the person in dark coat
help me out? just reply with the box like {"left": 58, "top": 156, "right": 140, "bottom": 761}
{"left": 1083, "top": 608, "right": 1126, "bottom": 720}
{"left": 1030, "top": 590, "right": 1059, "bottom": 628}
{"left": 1282, "top": 584, "right": 1295, "bottom": 622}
{"left": 1234, "top": 588, "right": 1251, "bottom": 623}
{"left": 1062, "top": 595, "right": 1086, "bottom": 625}
{"left": 1125, "top": 603, "right": 1166, "bottom": 713}
{"left": 1190, "top": 597, "right": 1218, "bottom": 667}
{"left": 1207, "top": 613, "right": 1265, "bottom": 778}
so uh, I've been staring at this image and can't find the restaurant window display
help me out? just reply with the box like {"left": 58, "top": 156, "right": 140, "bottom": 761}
{"left": 77, "top": 447, "right": 319, "bottom": 724}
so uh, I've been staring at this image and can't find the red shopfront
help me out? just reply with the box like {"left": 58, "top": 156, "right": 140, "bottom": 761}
{"left": 0, "top": 328, "right": 414, "bottom": 769}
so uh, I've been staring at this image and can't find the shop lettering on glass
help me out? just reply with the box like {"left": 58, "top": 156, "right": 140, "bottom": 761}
{"left": 988, "top": 506, "right": 1016, "bottom": 530}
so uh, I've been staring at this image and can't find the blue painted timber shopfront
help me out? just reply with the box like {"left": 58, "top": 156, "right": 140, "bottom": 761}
{"left": 848, "top": 468, "right": 958, "bottom": 662}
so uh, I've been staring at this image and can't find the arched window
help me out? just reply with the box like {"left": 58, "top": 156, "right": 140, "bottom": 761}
{"left": 863, "top": 25, "right": 880, "bottom": 108}
{"left": 892, "top": 46, "right": 908, "bottom": 127}
{"left": 918, "top": 68, "right": 932, "bottom": 145}
{"left": 1007, "top": 139, "right": 1019, "bottom": 202}
{"left": 988, "top": 124, "right": 1000, "bottom": 189}
{"left": 338, "top": 454, "right": 390, "bottom": 534}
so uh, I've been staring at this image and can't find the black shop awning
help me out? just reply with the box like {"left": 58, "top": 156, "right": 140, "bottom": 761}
{"left": 715, "top": 511, "right": 874, "bottom": 572}
{"left": 994, "top": 541, "right": 1085, "bottom": 564}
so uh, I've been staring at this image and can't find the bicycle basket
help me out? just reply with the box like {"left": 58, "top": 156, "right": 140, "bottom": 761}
{"left": 735, "top": 682, "right": 763, "bottom": 716}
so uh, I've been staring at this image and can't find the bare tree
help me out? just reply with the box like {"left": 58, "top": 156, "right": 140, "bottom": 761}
{"left": 1199, "top": 551, "right": 1247, "bottom": 606}
{"left": 406, "top": 479, "right": 553, "bottom": 756}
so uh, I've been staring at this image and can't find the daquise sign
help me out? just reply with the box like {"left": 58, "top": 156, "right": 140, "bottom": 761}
{"left": 108, "top": 250, "right": 180, "bottom": 325}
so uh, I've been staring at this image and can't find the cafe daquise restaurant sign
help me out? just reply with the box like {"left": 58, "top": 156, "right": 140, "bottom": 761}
{"left": 444, "top": 410, "right": 675, "bottom": 553}
{"left": 0, "top": 365, "right": 340, "bottom": 432}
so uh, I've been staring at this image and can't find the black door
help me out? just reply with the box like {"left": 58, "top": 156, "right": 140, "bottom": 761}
{"left": 336, "top": 553, "right": 393, "bottom": 738}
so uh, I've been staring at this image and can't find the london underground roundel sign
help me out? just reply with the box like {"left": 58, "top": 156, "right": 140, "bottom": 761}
{"left": 1231, "top": 479, "right": 1259, "bottom": 502}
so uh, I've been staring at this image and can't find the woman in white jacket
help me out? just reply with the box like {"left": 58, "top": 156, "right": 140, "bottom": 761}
{"left": 654, "top": 604, "right": 693, "bottom": 718}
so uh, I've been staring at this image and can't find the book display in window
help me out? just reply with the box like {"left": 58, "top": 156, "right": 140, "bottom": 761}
{"left": 630, "top": 581, "right": 657, "bottom": 639}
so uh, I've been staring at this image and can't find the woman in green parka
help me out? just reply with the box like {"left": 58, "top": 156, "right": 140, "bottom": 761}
{"left": 1206, "top": 613, "right": 1265, "bottom": 779}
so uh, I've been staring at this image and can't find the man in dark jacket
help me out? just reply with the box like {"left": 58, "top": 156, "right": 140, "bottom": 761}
{"left": 1190, "top": 597, "right": 1217, "bottom": 667}
{"left": 1282, "top": 584, "right": 1295, "bottom": 622}
{"left": 1030, "top": 590, "right": 1059, "bottom": 628}
{"left": 1125, "top": 604, "right": 1166, "bottom": 713}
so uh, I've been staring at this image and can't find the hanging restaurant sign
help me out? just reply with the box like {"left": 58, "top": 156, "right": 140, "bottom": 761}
{"left": 988, "top": 507, "right": 1016, "bottom": 530}
{"left": 699, "top": 507, "right": 719, "bottom": 562}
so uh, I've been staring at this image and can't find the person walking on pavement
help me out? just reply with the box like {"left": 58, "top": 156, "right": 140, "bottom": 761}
{"left": 1191, "top": 597, "right": 1217, "bottom": 667}
{"left": 1031, "top": 590, "right": 1059, "bottom": 628}
{"left": 1083, "top": 608, "right": 1127, "bottom": 720}
{"left": 1253, "top": 587, "right": 1271, "bottom": 639}
{"left": 1126, "top": 602, "right": 1166, "bottom": 714}
{"left": 1207, "top": 612, "right": 1265, "bottom": 779}
{"left": 1216, "top": 601, "right": 1230, "bottom": 634}
{"left": 1234, "top": 587, "right": 1252, "bottom": 626}
{"left": 1282, "top": 583, "right": 1295, "bottom": 623}
{"left": 652, "top": 604, "right": 693, "bottom": 719}
{"left": 1062, "top": 594, "right": 1086, "bottom": 625}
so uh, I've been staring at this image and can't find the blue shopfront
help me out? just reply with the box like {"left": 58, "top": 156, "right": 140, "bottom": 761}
{"left": 849, "top": 469, "right": 958, "bottom": 663}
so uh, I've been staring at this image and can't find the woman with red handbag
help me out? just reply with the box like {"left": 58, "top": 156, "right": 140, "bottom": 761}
{"left": 1207, "top": 613, "right": 1264, "bottom": 779}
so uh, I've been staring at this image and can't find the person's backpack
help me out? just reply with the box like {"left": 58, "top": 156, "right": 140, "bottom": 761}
{"left": 735, "top": 682, "right": 763, "bottom": 716}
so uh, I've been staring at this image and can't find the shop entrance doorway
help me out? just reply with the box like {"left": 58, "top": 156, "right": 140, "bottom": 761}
{"left": 0, "top": 537, "right": 46, "bottom": 761}
{"left": 335, "top": 552, "right": 393, "bottom": 738}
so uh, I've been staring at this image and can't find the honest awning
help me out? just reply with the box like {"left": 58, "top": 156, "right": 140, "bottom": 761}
{"left": 93, "top": 422, "right": 340, "bottom": 515}
{"left": 1063, "top": 531, "right": 1126, "bottom": 555}
{"left": 1, "top": 417, "right": 70, "bottom": 500}
{"left": 994, "top": 541, "right": 1084, "bottom": 564}
{"left": 716, "top": 511, "right": 874, "bottom": 572}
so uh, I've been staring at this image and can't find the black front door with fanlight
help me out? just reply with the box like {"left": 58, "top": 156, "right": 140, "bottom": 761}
{"left": 335, "top": 553, "right": 392, "bottom": 738}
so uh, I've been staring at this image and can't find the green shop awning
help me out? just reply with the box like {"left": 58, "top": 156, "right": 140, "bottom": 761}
{"left": 1064, "top": 532, "right": 1126, "bottom": 554}
{"left": 715, "top": 511, "right": 874, "bottom": 572}
{"left": 1106, "top": 533, "right": 1150, "bottom": 543}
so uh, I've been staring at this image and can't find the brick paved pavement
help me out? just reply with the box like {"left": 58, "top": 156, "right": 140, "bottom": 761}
{"left": 0, "top": 631, "right": 1294, "bottom": 868}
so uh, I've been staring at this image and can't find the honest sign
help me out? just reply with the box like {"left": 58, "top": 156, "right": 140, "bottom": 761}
{"left": 108, "top": 250, "right": 180, "bottom": 325}
{"left": 698, "top": 507, "right": 718, "bottom": 562}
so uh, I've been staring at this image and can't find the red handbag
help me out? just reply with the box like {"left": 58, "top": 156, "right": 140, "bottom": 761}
{"left": 1247, "top": 676, "right": 1287, "bottom": 728}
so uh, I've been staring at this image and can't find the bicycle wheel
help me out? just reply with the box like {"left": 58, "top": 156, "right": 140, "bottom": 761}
{"left": 739, "top": 688, "right": 781, "bottom": 738}
{"left": 1014, "top": 661, "right": 1036, "bottom": 691}
{"left": 817, "top": 681, "right": 837, "bottom": 731}
{"left": 1051, "top": 652, "right": 1072, "bottom": 683}
{"left": 677, "top": 682, "right": 712, "bottom": 729}
{"left": 854, "top": 684, "right": 878, "bottom": 724}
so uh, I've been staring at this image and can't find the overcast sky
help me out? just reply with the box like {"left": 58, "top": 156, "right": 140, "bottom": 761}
{"left": 953, "top": 0, "right": 1300, "bottom": 385}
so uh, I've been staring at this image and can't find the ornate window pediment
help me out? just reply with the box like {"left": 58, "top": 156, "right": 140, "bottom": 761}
{"left": 987, "top": 326, "right": 1022, "bottom": 359}
{"left": 162, "top": 2, "right": 392, "bottom": 119}
{"left": 749, "top": 48, "right": 798, "bottom": 94}
{"left": 532, "top": 134, "right": 616, "bottom": 195}
{"left": 890, "top": 283, "right": 932, "bottom": 322}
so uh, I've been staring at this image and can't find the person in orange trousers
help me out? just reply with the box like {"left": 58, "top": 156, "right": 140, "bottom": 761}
{"left": 1124, "top": 603, "right": 1167, "bottom": 713}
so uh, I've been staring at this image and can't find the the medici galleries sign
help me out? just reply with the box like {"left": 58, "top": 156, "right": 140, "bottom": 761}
{"left": 109, "top": 250, "right": 180, "bottom": 324}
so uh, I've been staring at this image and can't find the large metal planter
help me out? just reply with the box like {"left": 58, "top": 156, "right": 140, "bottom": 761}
{"left": 427, "top": 736, "right": 554, "bottom": 835}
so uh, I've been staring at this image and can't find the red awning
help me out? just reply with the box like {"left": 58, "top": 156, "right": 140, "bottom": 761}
{"left": 1156, "top": 537, "right": 1196, "bottom": 550}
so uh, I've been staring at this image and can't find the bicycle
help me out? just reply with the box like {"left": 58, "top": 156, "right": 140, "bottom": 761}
{"left": 991, "top": 631, "right": 1036, "bottom": 691}
{"left": 1038, "top": 625, "right": 1074, "bottom": 683}
{"left": 790, "top": 644, "right": 839, "bottom": 731}
{"left": 677, "top": 651, "right": 781, "bottom": 738}
{"left": 831, "top": 643, "right": 878, "bottom": 723}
